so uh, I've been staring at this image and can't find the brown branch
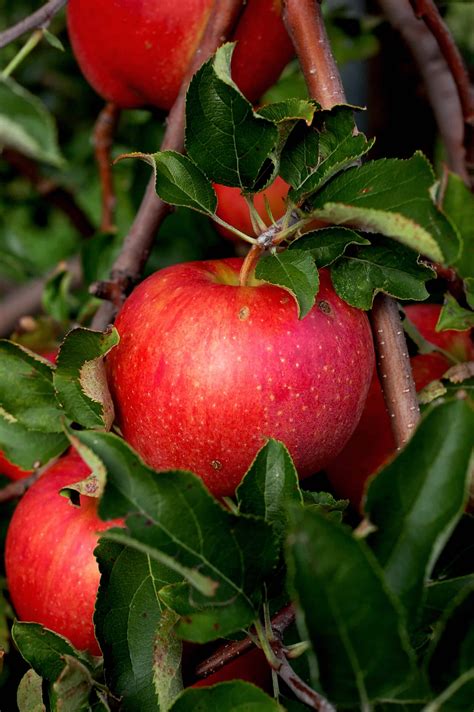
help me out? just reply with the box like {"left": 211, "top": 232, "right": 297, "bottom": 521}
{"left": 409, "top": 0, "right": 474, "bottom": 127}
{"left": 378, "top": 0, "right": 469, "bottom": 183}
{"left": 284, "top": 0, "right": 421, "bottom": 448}
{"left": 2, "top": 149, "right": 96, "bottom": 239}
{"left": 90, "top": 0, "right": 246, "bottom": 330}
{"left": 370, "top": 296, "right": 420, "bottom": 448}
{"left": 0, "top": 0, "right": 66, "bottom": 49}
{"left": 0, "top": 257, "right": 81, "bottom": 338}
{"left": 272, "top": 636, "right": 336, "bottom": 712}
{"left": 282, "top": 0, "right": 345, "bottom": 109}
{"left": 93, "top": 103, "right": 122, "bottom": 233}
{"left": 0, "top": 469, "right": 42, "bottom": 504}
{"left": 194, "top": 604, "right": 295, "bottom": 680}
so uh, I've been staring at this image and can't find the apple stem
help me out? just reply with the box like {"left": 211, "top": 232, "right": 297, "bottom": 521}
{"left": 94, "top": 103, "right": 121, "bottom": 234}
{"left": 239, "top": 245, "right": 264, "bottom": 286}
{"left": 211, "top": 215, "right": 258, "bottom": 245}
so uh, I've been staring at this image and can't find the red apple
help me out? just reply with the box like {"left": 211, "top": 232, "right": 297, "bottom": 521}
{"left": 67, "top": 0, "right": 294, "bottom": 110}
{"left": 106, "top": 257, "right": 374, "bottom": 498}
{"left": 214, "top": 176, "right": 289, "bottom": 242}
{"left": 5, "top": 450, "right": 122, "bottom": 655}
{"left": 192, "top": 648, "right": 272, "bottom": 691}
{"left": 325, "top": 304, "right": 474, "bottom": 511}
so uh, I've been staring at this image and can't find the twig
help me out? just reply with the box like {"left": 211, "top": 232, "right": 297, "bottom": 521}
{"left": 0, "top": 469, "right": 42, "bottom": 504}
{"left": 378, "top": 0, "right": 469, "bottom": 183}
{"left": 194, "top": 604, "right": 295, "bottom": 679}
{"left": 3, "top": 149, "right": 96, "bottom": 238}
{"left": 272, "top": 636, "right": 336, "bottom": 712}
{"left": 283, "top": 0, "right": 421, "bottom": 449}
{"left": 282, "top": 0, "right": 344, "bottom": 109}
{"left": 93, "top": 103, "right": 122, "bottom": 233}
{"left": 370, "top": 296, "right": 420, "bottom": 448}
{"left": 0, "top": 0, "right": 66, "bottom": 49}
{"left": 408, "top": 0, "right": 474, "bottom": 127}
{"left": 90, "top": 0, "right": 246, "bottom": 330}
{"left": 0, "top": 257, "right": 81, "bottom": 338}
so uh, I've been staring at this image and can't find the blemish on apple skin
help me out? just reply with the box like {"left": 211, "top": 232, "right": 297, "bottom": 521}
{"left": 318, "top": 300, "right": 331, "bottom": 314}
{"left": 211, "top": 460, "right": 222, "bottom": 470}
{"left": 239, "top": 306, "right": 250, "bottom": 320}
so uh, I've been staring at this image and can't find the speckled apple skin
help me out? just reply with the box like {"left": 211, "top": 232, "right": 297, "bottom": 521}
{"left": 106, "top": 258, "right": 374, "bottom": 497}
{"left": 5, "top": 451, "right": 122, "bottom": 655}
{"left": 67, "top": 0, "right": 294, "bottom": 110}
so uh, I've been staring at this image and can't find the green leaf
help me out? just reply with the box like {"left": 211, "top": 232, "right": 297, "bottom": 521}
{"left": 287, "top": 507, "right": 415, "bottom": 707}
{"left": 441, "top": 171, "right": 474, "bottom": 278}
{"left": 436, "top": 294, "right": 474, "bottom": 331}
{"left": 43, "top": 30, "right": 65, "bottom": 52}
{"left": 0, "top": 417, "right": 67, "bottom": 470}
{"left": 0, "top": 76, "right": 63, "bottom": 166}
{"left": 185, "top": 43, "right": 278, "bottom": 188}
{"left": 12, "top": 622, "right": 92, "bottom": 682}
{"left": 255, "top": 249, "right": 319, "bottom": 318}
{"left": 141, "top": 151, "right": 217, "bottom": 215}
{"left": 330, "top": 239, "right": 434, "bottom": 309}
{"left": 301, "top": 490, "right": 349, "bottom": 523}
{"left": 423, "top": 575, "right": 474, "bottom": 629}
{"left": 95, "top": 541, "right": 182, "bottom": 711}
{"left": 257, "top": 99, "right": 317, "bottom": 126}
{"left": 17, "top": 669, "right": 46, "bottom": 712}
{"left": 169, "top": 681, "right": 284, "bottom": 711}
{"left": 307, "top": 154, "right": 460, "bottom": 264}
{"left": 290, "top": 226, "right": 370, "bottom": 266}
{"left": 281, "top": 105, "right": 374, "bottom": 203}
{"left": 42, "top": 267, "right": 75, "bottom": 323}
{"left": 422, "top": 670, "right": 474, "bottom": 712}
{"left": 427, "top": 585, "right": 474, "bottom": 693}
{"left": 0, "top": 340, "right": 61, "bottom": 432}
{"left": 54, "top": 327, "right": 119, "bottom": 430}
{"left": 49, "top": 655, "right": 94, "bottom": 712}
{"left": 365, "top": 400, "right": 474, "bottom": 627}
{"left": 237, "top": 439, "right": 303, "bottom": 539}
{"left": 73, "top": 430, "right": 278, "bottom": 642}
{"left": 81, "top": 232, "right": 122, "bottom": 285}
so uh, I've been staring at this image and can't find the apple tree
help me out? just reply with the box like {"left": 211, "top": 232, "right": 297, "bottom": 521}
{"left": 0, "top": 1, "right": 473, "bottom": 711}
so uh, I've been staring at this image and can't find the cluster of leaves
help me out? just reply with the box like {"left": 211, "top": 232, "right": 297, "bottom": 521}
{"left": 137, "top": 43, "right": 473, "bottom": 326}
{"left": 7, "top": 392, "right": 474, "bottom": 711}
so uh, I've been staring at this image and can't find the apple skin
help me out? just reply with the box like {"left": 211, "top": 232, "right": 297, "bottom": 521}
{"left": 325, "top": 304, "right": 474, "bottom": 511}
{"left": 5, "top": 450, "right": 122, "bottom": 655}
{"left": 214, "top": 176, "right": 289, "bottom": 242}
{"left": 106, "top": 257, "right": 374, "bottom": 498}
{"left": 67, "top": 0, "right": 294, "bottom": 110}
{"left": 192, "top": 648, "right": 272, "bottom": 691}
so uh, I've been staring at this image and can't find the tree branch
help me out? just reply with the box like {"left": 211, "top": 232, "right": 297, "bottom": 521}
{"left": 90, "top": 0, "right": 245, "bottom": 330}
{"left": 3, "top": 149, "right": 96, "bottom": 239}
{"left": 282, "top": 0, "right": 344, "bottom": 109}
{"left": 378, "top": 0, "right": 469, "bottom": 183}
{"left": 409, "top": 0, "right": 474, "bottom": 127}
{"left": 0, "top": 257, "right": 81, "bottom": 337}
{"left": 93, "top": 103, "right": 122, "bottom": 233}
{"left": 272, "top": 636, "right": 336, "bottom": 712}
{"left": 0, "top": 0, "right": 67, "bottom": 49}
{"left": 283, "top": 1, "right": 421, "bottom": 448}
{"left": 0, "top": 469, "right": 42, "bottom": 504}
{"left": 194, "top": 604, "right": 295, "bottom": 679}
{"left": 370, "top": 296, "right": 420, "bottom": 448}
